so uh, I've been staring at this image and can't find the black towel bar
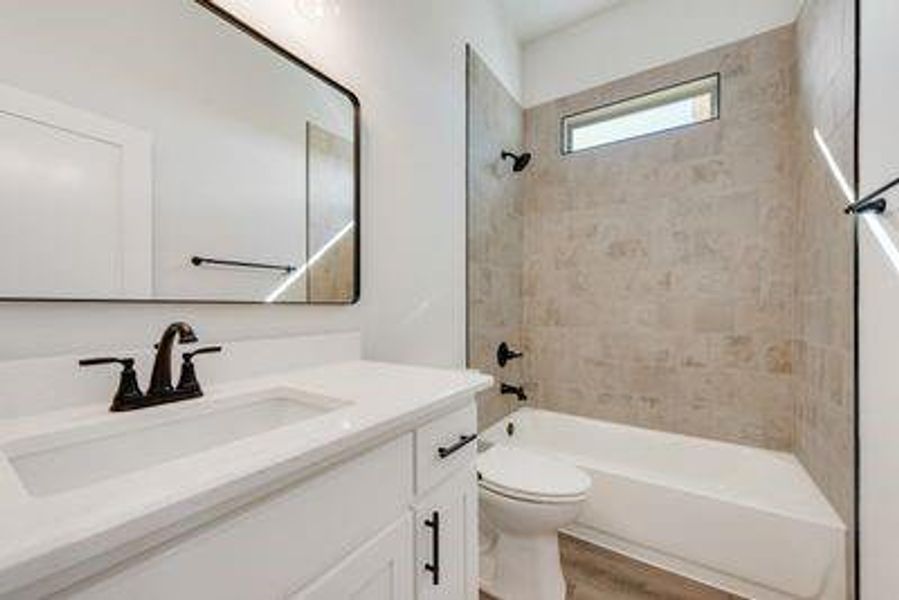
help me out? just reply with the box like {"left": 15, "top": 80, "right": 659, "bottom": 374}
{"left": 844, "top": 175, "right": 899, "bottom": 215}
{"left": 191, "top": 256, "right": 296, "bottom": 274}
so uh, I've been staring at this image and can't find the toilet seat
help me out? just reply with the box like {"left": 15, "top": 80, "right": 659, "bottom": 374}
{"left": 478, "top": 445, "right": 590, "bottom": 504}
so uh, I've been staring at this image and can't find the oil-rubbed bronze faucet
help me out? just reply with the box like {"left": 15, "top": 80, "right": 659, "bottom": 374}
{"left": 146, "top": 322, "right": 198, "bottom": 402}
{"left": 80, "top": 322, "right": 222, "bottom": 412}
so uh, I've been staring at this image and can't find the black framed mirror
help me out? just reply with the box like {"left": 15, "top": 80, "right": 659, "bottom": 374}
{"left": 0, "top": 0, "right": 360, "bottom": 304}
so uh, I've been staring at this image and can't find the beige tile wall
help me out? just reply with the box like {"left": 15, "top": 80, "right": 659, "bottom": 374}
{"left": 794, "top": 0, "right": 856, "bottom": 588}
{"left": 467, "top": 48, "right": 525, "bottom": 430}
{"left": 521, "top": 27, "right": 800, "bottom": 450}
{"left": 469, "top": 7, "right": 855, "bottom": 595}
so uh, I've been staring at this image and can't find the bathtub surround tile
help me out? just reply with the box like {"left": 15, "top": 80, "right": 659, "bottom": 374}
{"left": 467, "top": 49, "right": 525, "bottom": 431}
{"left": 471, "top": 5, "right": 854, "bottom": 597}
{"left": 794, "top": 0, "right": 856, "bottom": 591}
{"left": 522, "top": 26, "right": 799, "bottom": 451}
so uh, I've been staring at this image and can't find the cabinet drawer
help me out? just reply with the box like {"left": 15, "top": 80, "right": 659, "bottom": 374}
{"left": 415, "top": 402, "right": 477, "bottom": 493}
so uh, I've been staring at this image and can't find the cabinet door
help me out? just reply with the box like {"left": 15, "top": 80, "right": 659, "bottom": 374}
{"left": 415, "top": 468, "right": 478, "bottom": 600}
{"left": 58, "top": 436, "right": 413, "bottom": 600}
{"left": 290, "top": 514, "right": 413, "bottom": 600}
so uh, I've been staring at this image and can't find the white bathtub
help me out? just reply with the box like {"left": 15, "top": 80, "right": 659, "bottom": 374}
{"left": 481, "top": 408, "right": 846, "bottom": 600}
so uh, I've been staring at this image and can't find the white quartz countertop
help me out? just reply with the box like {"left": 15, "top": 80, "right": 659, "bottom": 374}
{"left": 0, "top": 360, "right": 492, "bottom": 596}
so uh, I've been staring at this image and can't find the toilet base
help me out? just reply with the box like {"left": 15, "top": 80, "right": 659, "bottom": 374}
{"left": 479, "top": 529, "right": 567, "bottom": 600}
{"left": 477, "top": 448, "right": 588, "bottom": 600}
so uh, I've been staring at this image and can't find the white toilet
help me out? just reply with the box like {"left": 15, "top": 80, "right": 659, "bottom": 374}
{"left": 477, "top": 445, "right": 591, "bottom": 600}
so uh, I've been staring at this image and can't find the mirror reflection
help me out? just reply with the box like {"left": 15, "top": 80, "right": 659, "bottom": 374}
{"left": 0, "top": 0, "right": 358, "bottom": 303}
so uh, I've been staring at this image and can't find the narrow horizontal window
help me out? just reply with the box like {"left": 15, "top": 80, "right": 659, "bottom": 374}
{"left": 561, "top": 73, "right": 720, "bottom": 154}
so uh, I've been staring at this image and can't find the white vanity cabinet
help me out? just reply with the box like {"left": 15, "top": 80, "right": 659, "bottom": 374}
{"left": 44, "top": 401, "right": 479, "bottom": 600}
{"left": 414, "top": 469, "right": 479, "bottom": 600}
{"left": 294, "top": 402, "right": 479, "bottom": 600}
{"left": 289, "top": 515, "right": 415, "bottom": 600}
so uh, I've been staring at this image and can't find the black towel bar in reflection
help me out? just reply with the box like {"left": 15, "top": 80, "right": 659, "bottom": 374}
{"left": 190, "top": 256, "right": 296, "bottom": 274}
{"left": 844, "top": 175, "right": 899, "bottom": 215}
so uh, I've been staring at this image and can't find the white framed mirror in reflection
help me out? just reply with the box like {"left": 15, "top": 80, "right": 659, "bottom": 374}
{"left": 0, "top": 0, "right": 359, "bottom": 304}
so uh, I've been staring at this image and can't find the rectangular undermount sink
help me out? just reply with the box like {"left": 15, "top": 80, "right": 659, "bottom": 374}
{"left": 3, "top": 388, "right": 348, "bottom": 497}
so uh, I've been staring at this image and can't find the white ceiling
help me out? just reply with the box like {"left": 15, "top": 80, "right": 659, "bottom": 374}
{"left": 497, "top": 0, "right": 625, "bottom": 43}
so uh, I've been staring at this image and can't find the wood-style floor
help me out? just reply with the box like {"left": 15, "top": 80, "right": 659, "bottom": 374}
{"left": 480, "top": 534, "right": 744, "bottom": 600}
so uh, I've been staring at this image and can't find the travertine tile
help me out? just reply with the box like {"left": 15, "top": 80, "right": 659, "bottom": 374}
{"left": 471, "top": 3, "right": 854, "bottom": 596}
{"left": 467, "top": 49, "right": 525, "bottom": 431}
{"left": 521, "top": 27, "right": 799, "bottom": 451}
{"left": 794, "top": 1, "right": 856, "bottom": 592}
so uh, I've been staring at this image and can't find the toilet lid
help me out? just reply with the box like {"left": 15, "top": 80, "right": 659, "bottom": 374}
{"left": 477, "top": 445, "right": 590, "bottom": 502}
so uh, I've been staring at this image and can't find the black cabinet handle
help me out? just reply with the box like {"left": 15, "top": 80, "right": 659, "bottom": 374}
{"left": 424, "top": 511, "right": 440, "bottom": 585}
{"left": 437, "top": 434, "right": 477, "bottom": 459}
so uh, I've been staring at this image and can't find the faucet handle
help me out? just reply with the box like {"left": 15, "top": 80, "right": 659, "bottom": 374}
{"left": 496, "top": 342, "right": 524, "bottom": 367}
{"left": 79, "top": 357, "right": 145, "bottom": 412}
{"left": 182, "top": 346, "right": 223, "bottom": 362}
{"left": 176, "top": 346, "right": 222, "bottom": 398}
{"left": 79, "top": 356, "right": 134, "bottom": 368}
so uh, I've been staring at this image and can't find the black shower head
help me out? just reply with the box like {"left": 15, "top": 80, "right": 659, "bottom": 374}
{"left": 501, "top": 151, "right": 532, "bottom": 173}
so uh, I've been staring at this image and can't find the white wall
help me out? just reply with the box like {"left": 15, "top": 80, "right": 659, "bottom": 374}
{"left": 0, "top": 0, "right": 520, "bottom": 366}
{"left": 522, "top": 0, "right": 801, "bottom": 107}
{"left": 859, "top": 0, "right": 899, "bottom": 197}
{"left": 859, "top": 0, "right": 899, "bottom": 596}
{"left": 858, "top": 214, "right": 899, "bottom": 599}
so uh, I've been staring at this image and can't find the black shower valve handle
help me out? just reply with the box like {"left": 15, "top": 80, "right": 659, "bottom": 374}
{"left": 497, "top": 342, "right": 524, "bottom": 367}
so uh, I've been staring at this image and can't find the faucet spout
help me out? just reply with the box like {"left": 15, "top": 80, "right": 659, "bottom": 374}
{"left": 147, "top": 322, "right": 197, "bottom": 400}
{"left": 500, "top": 382, "right": 528, "bottom": 402}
